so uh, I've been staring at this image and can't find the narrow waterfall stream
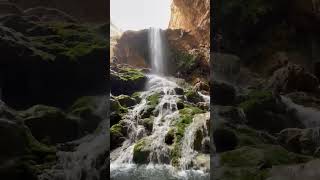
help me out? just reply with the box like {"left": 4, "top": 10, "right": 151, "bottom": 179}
{"left": 110, "top": 28, "right": 210, "bottom": 179}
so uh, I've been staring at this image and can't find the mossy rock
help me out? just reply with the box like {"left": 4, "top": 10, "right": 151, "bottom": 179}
{"left": 220, "top": 145, "right": 311, "bottom": 168}
{"left": 139, "top": 92, "right": 161, "bottom": 119}
{"left": 131, "top": 92, "right": 142, "bottom": 103}
{"left": 141, "top": 117, "right": 154, "bottom": 132}
{"left": 238, "top": 90, "right": 302, "bottom": 133}
{"left": 185, "top": 90, "right": 204, "bottom": 104}
{"left": 111, "top": 66, "right": 147, "bottom": 95}
{"left": 133, "top": 138, "right": 151, "bottom": 164}
{"left": 69, "top": 96, "right": 106, "bottom": 135}
{"left": 165, "top": 128, "right": 175, "bottom": 145}
{"left": 115, "top": 95, "right": 136, "bottom": 108}
{"left": 110, "top": 123, "right": 126, "bottom": 150}
{"left": 21, "top": 105, "right": 79, "bottom": 144}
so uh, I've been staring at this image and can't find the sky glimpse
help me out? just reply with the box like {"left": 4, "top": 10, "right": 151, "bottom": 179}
{"left": 111, "top": 0, "right": 172, "bottom": 31}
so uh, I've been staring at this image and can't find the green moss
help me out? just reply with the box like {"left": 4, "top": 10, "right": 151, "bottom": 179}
{"left": 239, "top": 90, "right": 273, "bottom": 113}
{"left": 131, "top": 92, "right": 142, "bottom": 102}
{"left": 170, "top": 106, "right": 204, "bottom": 167}
{"left": 147, "top": 92, "right": 161, "bottom": 108}
{"left": 220, "top": 145, "right": 311, "bottom": 168}
{"left": 117, "top": 67, "right": 145, "bottom": 81}
{"left": 171, "top": 50, "right": 197, "bottom": 71}
{"left": 110, "top": 124, "right": 123, "bottom": 137}
{"left": 133, "top": 138, "right": 150, "bottom": 164}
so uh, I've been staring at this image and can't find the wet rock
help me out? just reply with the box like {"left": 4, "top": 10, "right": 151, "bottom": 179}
{"left": 278, "top": 128, "right": 320, "bottom": 155}
{"left": 21, "top": 105, "right": 79, "bottom": 144}
{"left": 193, "top": 129, "right": 203, "bottom": 151}
{"left": 165, "top": 129, "right": 175, "bottom": 145}
{"left": 202, "top": 137, "right": 210, "bottom": 153}
{"left": 110, "top": 123, "right": 126, "bottom": 150}
{"left": 69, "top": 96, "right": 107, "bottom": 135}
{"left": 110, "top": 65, "right": 148, "bottom": 96}
{"left": 196, "top": 102, "right": 209, "bottom": 111}
{"left": 176, "top": 100, "right": 185, "bottom": 110}
{"left": 174, "top": 87, "right": 184, "bottom": 95}
{"left": 239, "top": 90, "right": 303, "bottom": 133}
{"left": 213, "top": 106, "right": 246, "bottom": 126}
{"left": 213, "top": 128, "right": 238, "bottom": 153}
{"left": 193, "top": 81, "right": 209, "bottom": 92}
{"left": 211, "top": 80, "right": 236, "bottom": 105}
{"left": 185, "top": 90, "right": 204, "bottom": 104}
{"left": 140, "top": 117, "right": 153, "bottom": 133}
{"left": 110, "top": 112, "right": 122, "bottom": 127}
{"left": 133, "top": 138, "right": 151, "bottom": 164}
{"left": 116, "top": 95, "right": 136, "bottom": 108}
{"left": 268, "top": 63, "right": 319, "bottom": 93}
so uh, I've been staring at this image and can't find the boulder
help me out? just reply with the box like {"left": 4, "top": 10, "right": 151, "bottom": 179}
{"left": 239, "top": 90, "right": 303, "bottom": 133}
{"left": 110, "top": 122, "right": 126, "bottom": 150}
{"left": 21, "top": 105, "right": 79, "bottom": 144}
{"left": 211, "top": 80, "right": 236, "bottom": 105}
{"left": 278, "top": 128, "right": 320, "bottom": 155}
{"left": 110, "top": 64, "right": 148, "bottom": 96}
{"left": 0, "top": 18, "right": 107, "bottom": 109}
{"left": 133, "top": 138, "right": 152, "bottom": 164}
{"left": 115, "top": 95, "right": 136, "bottom": 108}
{"left": 268, "top": 64, "right": 319, "bottom": 93}
{"left": 213, "top": 128, "right": 238, "bottom": 153}
{"left": 185, "top": 90, "right": 204, "bottom": 104}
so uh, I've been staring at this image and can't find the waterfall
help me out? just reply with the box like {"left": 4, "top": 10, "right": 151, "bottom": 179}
{"left": 149, "top": 28, "right": 167, "bottom": 75}
{"left": 110, "top": 27, "right": 209, "bottom": 179}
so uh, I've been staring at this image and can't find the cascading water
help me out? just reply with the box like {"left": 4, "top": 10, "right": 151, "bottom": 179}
{"left": 110, "top": 28, "right": 209, "bottom": 179}
{"left": 39, "top": 97, "right": 108, "bottom": 180}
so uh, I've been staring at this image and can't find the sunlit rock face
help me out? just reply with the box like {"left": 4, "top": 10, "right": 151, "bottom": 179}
{"left": 9, "top": 0, "right": 108, "bottom": 22}
{"left": 112, "top": 29, "right": 150, "bottom": 68}
{"left": 169, "top": 0, "right": 210, "bottom": 48}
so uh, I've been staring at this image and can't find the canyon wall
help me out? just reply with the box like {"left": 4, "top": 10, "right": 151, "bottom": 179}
{"left": 169, "top": 0, "right": 210, "bottom": 48}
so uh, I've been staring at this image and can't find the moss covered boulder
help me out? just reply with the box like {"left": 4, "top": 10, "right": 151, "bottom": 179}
{"left": 185, "top": 90, "right": 204, "bottom": 104}
{"left": 239, "top": 90, "right": 303, "bottom": 133}
{"left": 115, "top": 95, "right": 136, "bottom": 108}
{"left": 69, "top": 96, "right": 107, "bottom": 135}
{"left": 133, "top": 138, "right": 152, "bottom": 164}
{"left": 110, "top": 64, "right": 147, "bottom": 96}
{"left": 110, "top": 122, "right": 126, "bottom": 150}
{"left": 20, "top": 105, "right": 79, "bottom": 144}
{"left": 213, "top": 145, "right": 312, "bottom": 180}
{"left": 0, "top": 15, "right": 107, "bottom": 109}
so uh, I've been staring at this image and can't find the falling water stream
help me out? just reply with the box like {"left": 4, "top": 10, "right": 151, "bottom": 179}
{"left": 110, "top": 28, "right": 209, "bottom": 179}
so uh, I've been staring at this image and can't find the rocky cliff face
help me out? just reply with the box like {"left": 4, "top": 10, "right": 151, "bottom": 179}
{"left": 169, "top": 0, "right": 210, "bottom": 48}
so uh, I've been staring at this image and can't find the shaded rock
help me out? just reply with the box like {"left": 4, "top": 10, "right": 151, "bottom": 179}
{"left": 0, "top": 1, "right": 22, "bottom": 16}
{"left": 140, "top": 117, "right": 153, "bottom": 133}
{"left": 278, "top": 128, "right": 320, "bottom": 155}
{"left": 194, "top": 129, "right": 203, "bottom": 151}
{"left": 211, "top": 80, "right": 236, "bottom": 105}
{"left": 110, "top": 112, "right": 121, "bottom": 127}
{"left": 176, "top": 100, "right": 185, "bottom": 110}
{"left": 186, "top": 90, "right": 204, "bottom": 104}
{"left": 268, "top": 64, "right": 319, "bottom": 93}
{"left": 23, "top": 7, "right": 77, "bottom": 22}
{"left": 165, "top": 129, "right": 175, "bottom": 145}
{"left": 213, "top": 128, "right": 238, "bottom": 153}
{"left": 213, "top": 106, "right": 246, "bottom": 126}
{"left": 174, "top": 87, "right": 184, "bottom": 95}
{"left": 0, "top": 20, "right": 107, "bottom": 109}
{"left": 115, "top": 95, "right": 136, "bottom": 108}
{"left": 21, "top": 105, "right": 79, "bottom": 144}
{"left": 110, "top": 123, "right": 126, "bottom": 150}
{"left": 239, "top": 90, "right": 303, "bottom": 133}
{"left": 69, "top": 96, "right": 107, "bottom": 135}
